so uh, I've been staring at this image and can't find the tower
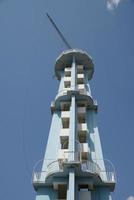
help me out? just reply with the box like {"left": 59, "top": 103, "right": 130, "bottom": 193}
{"left": 33, "top": 49, "right": 116, "bottom": 200}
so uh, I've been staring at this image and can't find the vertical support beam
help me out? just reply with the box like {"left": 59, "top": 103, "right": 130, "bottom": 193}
{"left": 67, "top": 169, "right": 75, "bottom": 200}
{"left": 71, "top": 55, "right": 77, "bottom": 90}
{"left": 69, "top": 55, "right": 77, "bottom": 161}
{"left": 69, "top": 95, "right": 76, "bottom": 161}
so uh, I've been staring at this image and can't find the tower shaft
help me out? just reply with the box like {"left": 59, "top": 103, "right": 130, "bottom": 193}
{"left": 33, "top": 49, "right": 116, "bottom": 200}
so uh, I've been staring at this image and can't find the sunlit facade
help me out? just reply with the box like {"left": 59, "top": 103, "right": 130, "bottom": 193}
{"left": 32, "top": 49, "right": 116, "bottom": 200}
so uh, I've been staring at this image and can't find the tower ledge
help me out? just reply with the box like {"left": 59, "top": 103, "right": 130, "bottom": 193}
{"left": 55, "top": 49, "right": 94, "bottom": 80}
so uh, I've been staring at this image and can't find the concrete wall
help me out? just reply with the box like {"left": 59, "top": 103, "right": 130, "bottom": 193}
{"left": 87, "top": 110, "right": 106, "bottom": 171}
{"left": 35, "top": 187, "right": 58, "bottom": 200}
{"left": 42, "top": 111, "right": 61, "bottom": 171}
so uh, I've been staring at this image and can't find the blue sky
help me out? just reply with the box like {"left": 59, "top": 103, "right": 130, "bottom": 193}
{"left": 0, "top": 0, "right": 134, "bottom": 199}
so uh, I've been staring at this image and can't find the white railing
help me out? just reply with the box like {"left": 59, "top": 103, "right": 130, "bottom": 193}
{"left": 81, "top": 159, "right": 116, "bottom": 183}
{"left": 33, "top": 160, "right": 63, "bottom": 184}
{"left": 81, "top": 161, "right": 101, "bottom": 174}
{"left": 33, "top": 171, "right": 46, "bottom": 184}
{"left": 47, "top": 160, "right": 63, "bottom": 177}
{"left": 100, "top": 171, "right": 116, "bottom": 183}
{"left": 33, "top": 158, "right": 116, "bottom": 185}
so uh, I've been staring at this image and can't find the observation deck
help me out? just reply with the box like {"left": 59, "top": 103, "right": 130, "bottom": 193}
{"left": 55, "top": 49, "right": 94, "bottom": 80}
{"left": 32, "top": 155, "right": 116, "bottom": 191}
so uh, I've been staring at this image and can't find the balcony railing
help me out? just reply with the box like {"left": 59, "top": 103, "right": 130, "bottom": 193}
{"left": 81, "top": 160, "right": 101, "bottom": 174}
{"left": 100, "top": 171, "right": 115, "bottom": 183}
{"left": 58, "top": 150, "right": 81, "bottom": 164}
{"left": 33, "top": 156, "right": 116, "bottom": 188}
{"left": 47, "top": 160, "right": 63, "bottom": 177}
{"left": 33, "top": 160, "right": 63, "bottom": 186}
{"left": 33, "top": 171, "right": 46, "bottom": 184}
{"left": 81, "top": 159, "right": 116, "bottom": 184}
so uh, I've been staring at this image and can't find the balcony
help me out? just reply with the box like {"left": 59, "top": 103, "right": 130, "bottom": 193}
{"left": 33, "top": 161, "right": 63, "bottom": 189}
{"left": 78, "top": 123, "right": 88, "bottom": 143}
{"left": 77, "top": 65, "right": 84, "bottom": 74}
{"left": 77, "top": 74, "right": 84, "bottom": 84}
{"left": 60, "top": 129, "right": 69, "bottom": 149}
{"left": 78, "top": 84, "right": 85, "bottom": 90}
{"left": 60, "top": 128, "right": 69, "bottom": 138}
{"left": 60, "top": 102, "right": 70, "bottom": 111}
{"left": 81, "top": 143, "right": 89, "bottom": 160}
{"left": 77, "top": 84, "right": 87, "bottom": 95}
{"left": 61, "top": 111, "right": 70, "bottom": 118}
{"left": 64, "top": 77, "right": 71, "bottom": 88}
{"left": 78, "top": 123, "right": 88, "bottom": 135}
{"left": 64, "top": 67, "right": 71, "bottom": 77}
{"left": 58, "top": 150, "right": 81, "bottom": 165}
{"left": 81, "top": 159, "right": 116, "bottom": 191}
{"left": 77, "top": 107, "right": 86, "bottom": 123}
{"left": 78, "top": 107, "right": 86, "bottom": 115}
{"left": 61, "top": 111, "right": 70, "bottom": 128}
{"left": 58, "top": 149, "right": 69, "bottom": 161}
{"left": 32, "top": 171, "right": 47, "bottom": 189}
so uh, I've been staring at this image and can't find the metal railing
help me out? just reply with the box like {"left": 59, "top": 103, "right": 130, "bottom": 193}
{"left": 33, "top": 171, "right": 46, "bottom": 184}
{"left": 81, "top": 160, "right": 101, "bottom": 174}
{"left": 81, "top": 159, "right": 116, "bottom": 184}
{"left": 100, "top": 171, "right": 116, "bottom": 183}
{"left": 33, "top": 157, "right": 116, "bottom": 185}
{"left": 33, "top": 160, "right": 63, "bottom": 185}
{"left": 47, "top": 160, "right": 63, "bottom": 177}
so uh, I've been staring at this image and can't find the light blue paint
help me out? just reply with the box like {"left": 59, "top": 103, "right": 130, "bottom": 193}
{"left": 33, "top": 49, "right": 115, "bottom": 200}
{"left": 92, "top": 187, "right": 112, "bottom": 200}
{"left": 68, "top": 95, "right": 76, "bottom": 161}
{"left": 67, "top": 169, "right": 75, "bottom": 200}
{"left": 42, "top": 111, "right": 61, "bottom": 171}
{"left": 35, "top": 188, "right": 58, "bottom": 200}
{"left": 71, "top": 56, "right": 76, "bottom": 90}
{"left": 87, "top": 110, "right": 105, "bottom": 161}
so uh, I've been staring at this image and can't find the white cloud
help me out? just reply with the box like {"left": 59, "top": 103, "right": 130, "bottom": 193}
{"left": 107, "top": 0, "right": 123, "bottom": 10}
{"left": 127, "top": 196, "right": 134, "bottom": 200}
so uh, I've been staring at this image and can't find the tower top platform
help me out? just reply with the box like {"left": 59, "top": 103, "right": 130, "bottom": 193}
{"left": 55, "top": 49, "right": 94, "bottom": 80}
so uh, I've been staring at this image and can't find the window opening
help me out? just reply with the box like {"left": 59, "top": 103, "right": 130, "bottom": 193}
{"left": 58, "top": 184, "right": 67, "bottom": 199}
{"left": 78, "top": 184, "right": 89, "bottom": 191}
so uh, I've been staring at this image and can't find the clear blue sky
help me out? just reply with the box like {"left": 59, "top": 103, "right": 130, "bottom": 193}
{"left": 0, "top": 0, "right": 134, "bottom": 199}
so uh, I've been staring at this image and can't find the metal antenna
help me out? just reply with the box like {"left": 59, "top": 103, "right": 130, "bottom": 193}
{"left": 46, "top": 12, "right": 72, "bottom": 49}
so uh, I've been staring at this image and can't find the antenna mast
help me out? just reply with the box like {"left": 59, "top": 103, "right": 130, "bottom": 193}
{"left": 46, "top": 13, "right": 72, "bottom": 49}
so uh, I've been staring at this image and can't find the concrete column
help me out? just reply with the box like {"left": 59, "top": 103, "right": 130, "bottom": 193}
{"left": 71, "top": 55, "right": 77, "bottom": 90}
{"left": 69, "top": 95, "right": 76, "bottom": 161}
{"left": 67, "top": 169, "right": 75, "bottom": 200}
